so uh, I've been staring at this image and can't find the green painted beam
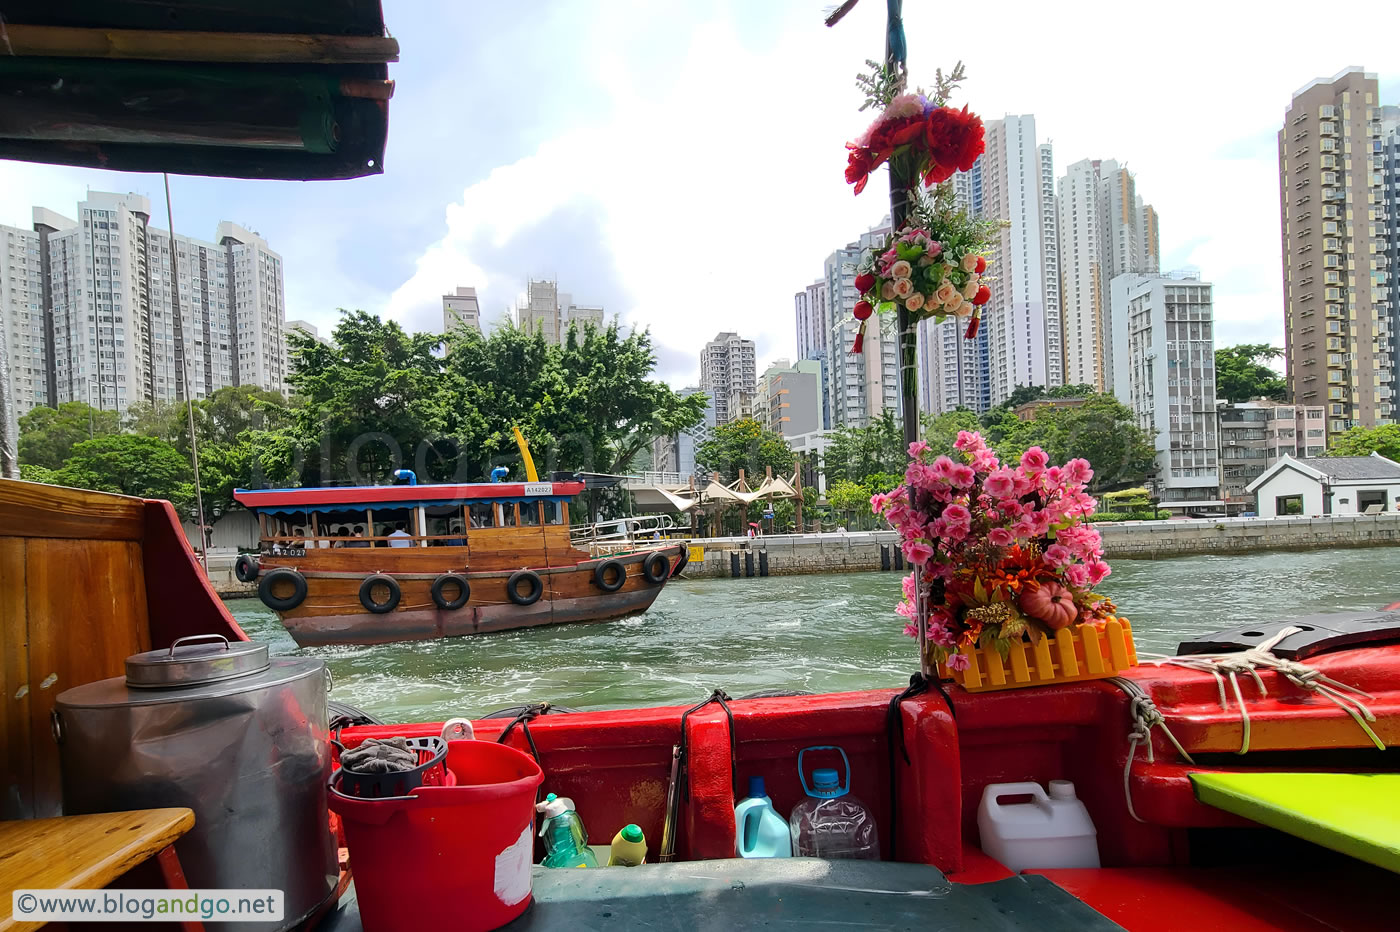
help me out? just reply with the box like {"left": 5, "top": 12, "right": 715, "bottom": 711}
{"left": 1191, "top": 772, "right": 1400, "bottom": 874}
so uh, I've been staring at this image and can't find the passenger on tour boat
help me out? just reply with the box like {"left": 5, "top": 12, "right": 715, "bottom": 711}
{"left": 388, "top": 523, "right": 412, "bottom": 548}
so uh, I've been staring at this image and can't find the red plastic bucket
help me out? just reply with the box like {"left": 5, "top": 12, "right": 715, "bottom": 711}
{"left": 328, "top": 740, "right": 544, "bottom": 932}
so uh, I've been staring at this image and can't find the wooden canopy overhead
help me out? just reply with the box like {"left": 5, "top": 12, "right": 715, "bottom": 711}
{"left": 0, "top": 1, "right": 397, "bottom": 180}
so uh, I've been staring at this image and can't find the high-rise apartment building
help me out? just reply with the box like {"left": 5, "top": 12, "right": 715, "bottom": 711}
{"left": 1059, "top": 159, "right": 1161, "bottom": 391}
{"left": 651, "top": 386, "right": 715, "bottom": 478}
{"left": 0, "top": 193, "right": 286, "bottom": 442}
{"left": 917, "top": 119, "right": 1059, "bottom": 415}
{"left": 759, "top": 358, "right": 823, "bottom": 438}
{"left": 442, "top": 286, "right": 482, "bottom": 333}
{"left": 1111, "top": 271, "right": 1221, "bottom": 513}
{"left": 513, "top": 279, "right": 606, "bottom": 344}
{"left": 979, "top": 116, "right": 1061, "bottom": 405}
{"left": 1217, "top": 399, "right": 1327, "bottom": 512}
{"left": 793, "top": 280, "right": 831, "bottom": 429}
{"left": 822, "top": 222, "right": 900, "bottom": 428}
{"left": 1279, "top": 68, "right": 1394, "bottom": 439}
{"left": 1379, "top": 105, "right": 1400, "bottom": 394}
{"left": 699, "top": 332, "right": 757, "bottom": 424}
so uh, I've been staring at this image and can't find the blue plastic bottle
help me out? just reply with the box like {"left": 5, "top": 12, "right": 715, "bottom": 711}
{"left": 734, "top": 776, "right": 792, "bottom": 858}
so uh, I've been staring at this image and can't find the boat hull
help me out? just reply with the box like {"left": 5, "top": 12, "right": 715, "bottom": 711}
{"left": 259, "top": 544, "right": 684, "bottom": 647}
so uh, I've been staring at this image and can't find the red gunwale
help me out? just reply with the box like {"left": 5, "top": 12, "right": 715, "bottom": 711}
{"left": 233, "top": 480, "right": 586, "bottom": 509}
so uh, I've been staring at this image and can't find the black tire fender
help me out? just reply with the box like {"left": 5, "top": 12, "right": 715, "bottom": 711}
{"left": 430, "top": 573, "right": 471, "bottom": 611}
{"left": 592, "top": 559, "right": 626, "bottom": 592}
{"left": 506, "top": 570, "right": 544, "bottom": 606}
{"left": 234, "top": 554, "right": 260, "bottom": 583}
{"left": 642, "top": 551, "right": 670, "bottom": 584}
{"left": 359, "top": 573, "right": 401, "bottom": 614}
{"left": 258, "top": 567, "right": 307, "bottom": 612}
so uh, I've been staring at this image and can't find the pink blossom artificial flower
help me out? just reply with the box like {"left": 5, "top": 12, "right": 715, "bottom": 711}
{"left": 1064, "top": 458, "right": 1094, "bottom": 487}
{"left": 946, "top": 653, "right": 971, "bottom": 671}
{"left": 903, "top": 539, "right": 936, "bottom": 564}
{"left": 1064, "top": 564, "right": 1091, "bottom": 588}
{"left": 927, "top": 241, "right": 943, "bottom": 258}
{"left": 1087, "top": 560, "right": 1112, "bottom": 586}
{"left": 942, "top": 503, "right": 972, "bottom": 528}
{"left": 1012, "top": 515, "right": 1038, "bottom": 539}
{"left": 953, "top": 430, "right": 985, "bottom": 453}
{"left": 870, "top": 492, "right": 889, "bottom": 514}
{"left": 1021, "top": 446, "right": 1049, "bottom": 474}
{"left": 908, "top": 440, "right": 930, "bottom": 459}
{"left": 927, "top": 620, "right": 958, "bottom": 648}
{"left": 949, "top": 463, "right": 976, "bottom": 488}
{"left": 931, "top": 455, "right": 957, "bottom": 480}
{"left": 885, "top": 92, "right": 927, "bottom": 120}
{"left": 1044, "top": 465, "right": 1063, "bottom": 487}
{"left": 988, "top": 527, "right": 1015, "bottom": 548}
{"left": 903, "top": 622, "right": 920, "bottom": 639}
{"left": 902, "top": 571, "right": 918, "bottom": 601}
{"left": 983, "top": 468, "right": 1017, "bottom": 499}
{"left": 896, "top": 599, "right": 917, "bottom": 620}
{"left": 971, "top": 448, "right": 1000, "bottom": 473}
{"left": 1043, "top": 543, "right": 1072, "bottom": 567}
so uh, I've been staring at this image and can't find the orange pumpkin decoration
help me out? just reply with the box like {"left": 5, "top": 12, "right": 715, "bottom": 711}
{"left": 1020, "top": 582, "right": 1078, "bottom": 630}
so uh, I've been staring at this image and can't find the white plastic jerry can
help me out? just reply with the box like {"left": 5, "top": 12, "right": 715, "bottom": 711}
{"left": 977, "top": 780, "right": 1100, "bottom": 873}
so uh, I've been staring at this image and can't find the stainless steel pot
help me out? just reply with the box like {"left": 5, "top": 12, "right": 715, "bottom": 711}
{"left": 53, "top": 635, "right": 337, "bottom": 932}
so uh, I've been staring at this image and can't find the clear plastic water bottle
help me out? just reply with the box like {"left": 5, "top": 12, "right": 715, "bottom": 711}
{"left": 788, "top": 746, "right": 880, "bottom": 860}
{"left": 536, "top": 793, "right": 597, "bottom": 868}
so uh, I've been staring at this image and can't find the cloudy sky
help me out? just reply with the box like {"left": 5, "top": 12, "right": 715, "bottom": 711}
{"left": 2, "top": 1, "right": 1396, "bottom": 385}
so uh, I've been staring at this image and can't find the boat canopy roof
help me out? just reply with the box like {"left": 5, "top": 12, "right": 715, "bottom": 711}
{"left": 233, "top": 480, "right": 585, "bottom": 515}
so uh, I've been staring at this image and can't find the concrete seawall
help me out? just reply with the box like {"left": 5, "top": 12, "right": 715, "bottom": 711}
{"left": 208, "top": 514, "right": 1400, "bottom": 596}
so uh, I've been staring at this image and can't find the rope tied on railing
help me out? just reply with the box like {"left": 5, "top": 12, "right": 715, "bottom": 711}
{"left": 1151, "top": 626, "right": 1385, "bottom": 754}
{"left": 1110, "top": 677, "right": 1195, "bottom": 823}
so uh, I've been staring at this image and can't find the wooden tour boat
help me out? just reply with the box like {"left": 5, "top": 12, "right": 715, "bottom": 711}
{"left": 232, "top": 475, "right": 686, "bottom": 647}
{"left": 4, "top": 477, "right": 1400, "bottom": 931}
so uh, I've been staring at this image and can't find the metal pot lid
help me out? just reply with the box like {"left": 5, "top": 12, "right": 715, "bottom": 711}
{"left": 125, "top": 634, "right": 270, "bottom": 688}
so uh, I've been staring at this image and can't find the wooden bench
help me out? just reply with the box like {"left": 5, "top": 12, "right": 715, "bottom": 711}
{"left": 0, "top": 808, "right": 200, "bottom": 932}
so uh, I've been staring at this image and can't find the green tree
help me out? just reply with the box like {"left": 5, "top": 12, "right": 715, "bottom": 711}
{"left": 825, "top": 478, "right": 873, "bottom": 529}
{"left": 18, "top": 402, "right": 121, "bottom": 469}
{"left": 18, "top": 463, "right": 57, "bottom": 484}
{"left": 995, "top": 393, "right": 1157, "bottom": 491}
{"left": 921, "top": 409, "right": 981, "bottom": 457}
{"left": 54, "top": 435, "right": 193, "bottom": 509}
{"left": 1326, "top": 424, "right": 1400, "bottom": 462}
{"left": 695, "top": 418, "right": 795, "bottom": 483}
{"left": 286, "top": 310, "right": 451, "bottom": 485}
{"left": 1215, "top": 344, "right": 1286, "bottom": 403}
{"left": 822, "top": 409, "right": 904, "bottom": 486}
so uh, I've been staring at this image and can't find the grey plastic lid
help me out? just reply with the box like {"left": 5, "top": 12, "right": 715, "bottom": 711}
{"left": 125, "top": 634, "right": 270, "bottom": 688}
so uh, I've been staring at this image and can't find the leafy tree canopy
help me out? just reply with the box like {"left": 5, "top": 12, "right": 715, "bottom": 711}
{"left": 54, "top": 434, "right": 193, "bottom": 510}
{"left": 825, "top": 478, "right": 872, "bottom": 516}
{"left": 18, "top": 402, "right": 121, "bottom": 469}
{"left": 1326, "top": 424, "right": 1400, "bottom": 462}
{"left": 822, "top": 409, "right": 904, "bottom": 486}
{"left": 1215, "top": 344, "right": 1286, "bottom": 403}
{"left": 695, "top": 418, "right": 795, "bottom": 484}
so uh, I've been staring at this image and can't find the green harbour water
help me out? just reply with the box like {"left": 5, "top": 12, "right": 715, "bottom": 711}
{"left": 227, "top": 546, "right": 1400, "bottom": 724}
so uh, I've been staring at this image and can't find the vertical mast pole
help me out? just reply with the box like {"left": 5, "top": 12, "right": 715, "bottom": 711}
{"left": 164, "top": 173, "right": 209, "bottom": 573}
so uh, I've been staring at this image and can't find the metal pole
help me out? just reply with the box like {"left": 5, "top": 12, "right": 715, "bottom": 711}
{"left": 164, "top": 173, "right": 209, "bottom": 573}
{"left": 88, "top": 380, "right": 94, "bottom": 438}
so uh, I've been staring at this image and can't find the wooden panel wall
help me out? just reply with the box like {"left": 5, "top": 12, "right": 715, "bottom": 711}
{"left": 0, "top": 481, "right": 152, "bottom": 820}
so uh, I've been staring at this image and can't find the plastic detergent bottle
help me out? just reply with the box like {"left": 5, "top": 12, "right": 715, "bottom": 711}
{"left": 734, "top": 776, "right": 792, "bottom": 858}
{"left": 536, "top": 793, "right": 597, "bottom": 868}
{"left": 977, "top": 780, "right": 1099, "bottom": 873}
{"left": 788, "top": 747, "right": 880, "bottom": 859}
{"left": 607, "top": 824, "right": 648, "bottom": 866}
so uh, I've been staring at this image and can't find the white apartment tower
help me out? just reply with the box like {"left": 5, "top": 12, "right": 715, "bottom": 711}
{"left": 794, "top": 279, "right": 830, "bottom": 428}
{"left": 5, "top": 193, "right": 288, "bottom": 432}
{"left": 823, "top": 222, "right": 900, "bottom": 428}
{"left": 442, "top": 286, "right": 482, "bottom": 333}
{"left": 979, "top": 116, "right": 1059, "bottom": 405}
{"left": 699, "top": 332, "right": 757, "bottom": 424}
{"left": 1059, "top": 159, "right": 1161, "bottom": 391}
{"left": 918, "top": 119, "right": 1059, "bottom": 414}
{"left": 1111, "top": 271, "right": 1221, "bottom": 512}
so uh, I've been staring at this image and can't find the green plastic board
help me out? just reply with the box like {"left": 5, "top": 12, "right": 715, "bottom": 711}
{"left": 1190, "top": 772, "right": 1400, "bottom": 874}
